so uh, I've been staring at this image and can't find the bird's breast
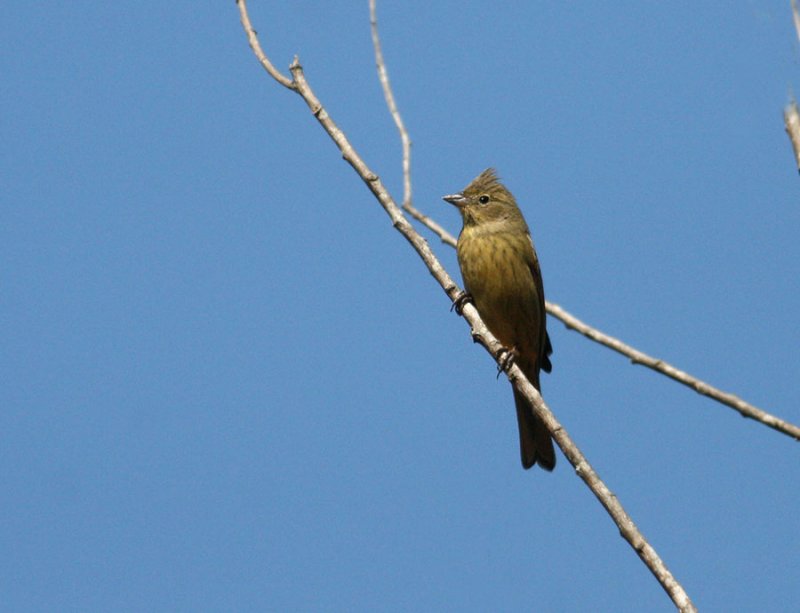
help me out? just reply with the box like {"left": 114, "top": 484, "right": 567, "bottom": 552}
{"left": 456, "top": 230, "right": 543, "bottom": 355}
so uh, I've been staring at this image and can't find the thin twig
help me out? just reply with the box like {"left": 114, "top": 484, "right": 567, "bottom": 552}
{"left": 787, "top": 2, "right": 800, "bottom": 172}
{"left": 235, "top": 2, "right": 697, "bottom": 610}
{"left": 547, "top": 302, "right": 800, "bottom": 441}
{"left": 237, "top": 0, "right": 295, "bottom": 89}
{"left": 368, "top": 0, "right": 459, "bottom": 245}
{"left": 369, "top": 0, "right": 412, "bottom": 207}
{"left": 784, "top": 98, "right": 800, "bottom": 174}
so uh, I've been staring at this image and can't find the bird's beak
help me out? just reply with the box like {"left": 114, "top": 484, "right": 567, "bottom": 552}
{"left": 442, "top": 193, "right": 467, "bottom": 207}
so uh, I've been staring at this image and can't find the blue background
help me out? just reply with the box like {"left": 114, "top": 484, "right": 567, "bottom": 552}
{"left": 3, "top": 2, "right": 799, "bottom": 611}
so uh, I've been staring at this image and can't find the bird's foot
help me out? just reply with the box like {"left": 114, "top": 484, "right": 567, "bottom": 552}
{"left": 451, "top": 291, "right": 474, "bottom": 315}
{"left": 495, "top": 346, "right": 519, "bottom": 379}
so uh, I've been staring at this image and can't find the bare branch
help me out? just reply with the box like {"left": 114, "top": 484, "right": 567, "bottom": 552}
{"left": 547, "top": 302, "right": 800, "bottom": 441}
{"left": 786, "top": 3, "right": 800, "bottom": 172}
{"left": 369, "top": 0, "right": 412, "bottom": 207}
{"left": 236, "top": 0, "right": 295, "bottom": 89}
{"left": 784, "top": 98, "right": 800, "bottom": 174}
{"left": 236, "top": 3, "right": 697, "bottom": 610}
{"left": 505, "top": 360, "right": 697, "bottom": 613}
{"left": 368, "top": 1, "right": 462, "bottom": 247}
{"left": 455, "top": 303, "right": 697, "bottom": 613}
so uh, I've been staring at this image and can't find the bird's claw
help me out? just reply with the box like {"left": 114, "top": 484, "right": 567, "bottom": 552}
{"left": 451, "top": 291, "right": 474, "bottom": 315}
{"left": 495, "top": 346, "right": 518, "bottom": 379}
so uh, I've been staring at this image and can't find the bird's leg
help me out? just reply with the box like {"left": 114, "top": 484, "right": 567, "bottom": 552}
{"left": 451, "top": 290, "right": 474, "bottom": 315}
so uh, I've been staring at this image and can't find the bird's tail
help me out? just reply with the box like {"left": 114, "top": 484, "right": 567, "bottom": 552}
{"left": 513, "top": 386, "right": 556, "bottom": 471}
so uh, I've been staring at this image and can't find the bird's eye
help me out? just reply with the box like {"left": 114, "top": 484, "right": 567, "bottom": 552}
{"left": 478, "top": 195, "right": 490, "bottom": 204}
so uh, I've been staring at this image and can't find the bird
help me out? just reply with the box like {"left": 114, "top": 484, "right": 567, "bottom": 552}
{"left": 443, "top": 168, "right": 555, "bottom": 470}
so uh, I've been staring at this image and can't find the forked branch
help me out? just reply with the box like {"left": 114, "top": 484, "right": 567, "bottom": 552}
{"left": 236, "top": 1, "right": 697, "bottom": 610}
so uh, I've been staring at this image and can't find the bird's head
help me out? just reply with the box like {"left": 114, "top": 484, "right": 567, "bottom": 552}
{"left": 443, "top": 168, "right": 525, "bottom": 229}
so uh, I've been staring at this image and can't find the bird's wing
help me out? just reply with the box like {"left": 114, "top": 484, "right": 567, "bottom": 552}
{"left": 526, "top": 234, "right": 553, "bottom": 373}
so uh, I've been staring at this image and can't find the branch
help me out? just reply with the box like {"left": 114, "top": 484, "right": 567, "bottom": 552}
{"left": 547, "top": 302, "right": 800, "bottom": 441}
{"left": 786, "top": 2, "right": 800, "bottom": 173}
{"left": 237, "top": 0, "right": 295, "bottom": 90}
{"left": 503, "top": 351, "right": 696, "bottom": 613}
{"left": 236, "top": 2, "right": 697, "bottom": 610}
{"left": 369, "top": 0, "right": 411, "bottom": 207}
{"left": 368, "top": 0, "right": 457, "bottom": 246}
{"left": 785, "top": 98, "right": 800, "bottom": 174}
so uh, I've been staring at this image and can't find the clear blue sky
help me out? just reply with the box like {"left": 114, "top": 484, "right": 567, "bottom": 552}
{"left": 3, "top": 2, "right": 799, "bottom": 611}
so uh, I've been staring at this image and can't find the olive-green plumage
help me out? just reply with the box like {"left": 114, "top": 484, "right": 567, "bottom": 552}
{"left": 443, "top": 169, "right": 555, "bottom": 471}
